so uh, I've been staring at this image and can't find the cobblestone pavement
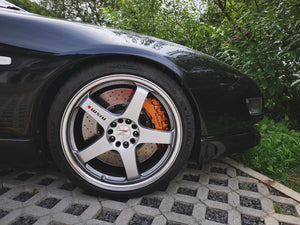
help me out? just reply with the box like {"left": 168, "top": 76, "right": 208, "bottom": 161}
{"left": 0, "top": 159, "right": 299, "bottom": 225}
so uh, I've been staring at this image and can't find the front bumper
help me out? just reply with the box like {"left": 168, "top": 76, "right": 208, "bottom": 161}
{"left": 199, "top": 128, "right": 260, "bottom": 163}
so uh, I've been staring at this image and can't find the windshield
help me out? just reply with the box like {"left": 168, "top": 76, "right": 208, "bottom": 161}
{"left": 0, "top": 0, "right": 25, "bottom": 11}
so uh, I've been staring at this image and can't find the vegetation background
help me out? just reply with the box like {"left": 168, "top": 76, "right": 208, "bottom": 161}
{"left": 7, "top": 0, "right": 300, "bottom": 191}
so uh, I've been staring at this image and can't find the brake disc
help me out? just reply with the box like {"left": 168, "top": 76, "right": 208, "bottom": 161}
{"left": 81, "top": 88, "right": 169, "bottom": 167}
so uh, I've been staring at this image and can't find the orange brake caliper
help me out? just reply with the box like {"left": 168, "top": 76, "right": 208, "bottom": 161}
{"left": 143, "top": 97, "right": 169, "bottom": 150}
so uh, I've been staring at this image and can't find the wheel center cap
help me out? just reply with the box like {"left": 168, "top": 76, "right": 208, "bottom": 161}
{"left": 116, "top": 125, "right": 131, "bottom": 140}
{"left": 106, "top": 118, "right": 139, "bottom": 149}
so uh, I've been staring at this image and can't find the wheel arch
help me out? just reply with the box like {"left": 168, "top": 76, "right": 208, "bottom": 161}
{"left": 36, "top": 54, "right": 203, "bottom": 160}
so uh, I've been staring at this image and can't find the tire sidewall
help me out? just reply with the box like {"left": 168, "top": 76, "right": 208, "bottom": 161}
{"left": 47, "top": 59, "right": 195, "bottom": 197}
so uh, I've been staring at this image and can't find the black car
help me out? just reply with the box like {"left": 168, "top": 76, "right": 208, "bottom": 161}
{"left": 0, "top": 0, "right": 263, "bottom": 197}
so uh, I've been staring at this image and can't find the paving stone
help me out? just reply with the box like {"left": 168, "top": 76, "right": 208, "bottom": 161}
{"left": 0, "top": 160, "right": 299, "bottom": 225}
{"left": 227, "top": 167, "right": 237, "bottom": 178}
{"left": 264, "top": 217, "right": 278, "bottom": 225}
{"left": 228, "top": 209, "right": 241, "bottom": 225}
{"left": 261, "top": 198, "right": 275, "bottom": 214}
{"left": 192, "top": 203, "right": 206, "bottom": 221}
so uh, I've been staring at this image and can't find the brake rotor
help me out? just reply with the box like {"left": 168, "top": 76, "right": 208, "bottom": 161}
{"left": 81, "top": 88, "right": 169, "bottom": 167}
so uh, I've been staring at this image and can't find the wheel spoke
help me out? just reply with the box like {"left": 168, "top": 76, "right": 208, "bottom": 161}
{"left": 76, "top": 138, "right": 112, "bottom": 163}
{"left": 139, "top": 127, "right": 174, "bottom": 144}
{"left": 119, "top": 147, "right": 139, "bottom": 180}
{"left": 79, "top": 95, "right": 115, "bottom": 128}
{"left": 122, "top": 85, "right": 149, "bottom": 120}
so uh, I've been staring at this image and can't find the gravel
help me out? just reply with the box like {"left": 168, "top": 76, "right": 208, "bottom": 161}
{"left": 0, "top": 187, "right": 10, "bottom": 196}
{"left": 177, "top": 187, "right": 197, "bottom": 196}
{"left": 273, "top": 202, "right": 297, "bottom": 216}
{"left": 236, "top": 169, "right": 251, "bottom": 177}
{"left": 11, "top": 215, "right": 37, "bottom": 225}
{"left": 208, "top": 190, "right": 228, "bottom": 203}
{"left": 205, "top": 208, "right": 228, "bottom": 224}
{"left": 171, "top": 201, "right": 193, "bottom": 216}
{"left": 13, "top": 191, "right": 37, "bottom": 202}
{"left": 37, "top": 197, "right": 61, "bottom": 209}
{"left": 240, "top": 196, "right": 262, "bottom": 210}
{"left": 186, "top": 163, "right": 200, "bottom": 170}
{"left": 182, "top": 174, "right": 200, "bottom": 182}
{"left": 96, "top": 209, "right": 120, "bottom": 223}
{"left": 65, "top": 203, "right": 88, "bottom": 216}
{"left": 129, "top": 214, "right": 153, "bottom": 225}
{"left": 0, "top": 168, "right": 15, "bottom": 176}
{"left": 0, "top": 209, "right": 9, "bottom": 219}
{"left": 241, "top": 214, "right": 264, "bottom": 225}
{"left": 210, "top": 167, "right": 227, "bottom": 174}
{"left": 279, "top": 223, "right": 296, "bottom": 225}
{"left": 15, "top": 173, "right": 34, "bottom": 181}
{"left": 239, "top": 182, "right": 258, "bottom": 192}
{"left": 39, "top": 177, "right": 54, "bottom": 186}
{"left": 59, "top": 182, "right": 76, "bottom": 191}
{"left": 268, "top": 186, "right": 288, "bottom": 197}
{"left": 209, "top": 178, "right": 228, "bottom": 186}
{"left": 140, "top": 197, "right": 161, "bottom": 208}
{"left": 167, "top": 222, "right": 186, "bottom": 225}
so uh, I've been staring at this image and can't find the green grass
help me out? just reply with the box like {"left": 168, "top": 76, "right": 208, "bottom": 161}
{"left": 230, "top": 117, "right": 300, "bottom": 193}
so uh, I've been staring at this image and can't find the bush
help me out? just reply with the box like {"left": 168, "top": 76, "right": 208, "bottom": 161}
{"left": 231, "top": 117, "right": 300, "bottom": 192}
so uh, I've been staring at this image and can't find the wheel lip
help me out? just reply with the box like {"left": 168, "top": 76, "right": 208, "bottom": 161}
{"left": 60, "top": 74, "right": 183, "bottom": 191}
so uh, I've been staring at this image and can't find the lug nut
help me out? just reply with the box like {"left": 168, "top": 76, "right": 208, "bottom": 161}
{"left": 118, "top": 119, "right": 123, "bottom": 123}
{"left": 116, "top": 141, "right": 121, "bottom": 147}
{"left": 130, "top": 138, "right": 136, "bottom": 144}
{"left": 109, "top": 136, "right": 115, "bottom": 142}
{"left": 107, "top": 129, "right": 113, "bottom": 134}
{"left": 125, "top": 119, "right": 131, "bottom": 124}
{"left": 133, "top": 131, "right": 139, "bottom": 137}
{"left": 111, "top": 122, "right": 117, "bottom": 127}
{"left": 132, "top": 124, "right": 137, "bottom": 129}
{"left": 123, "top": 141, "right": 129, "bottom": 148}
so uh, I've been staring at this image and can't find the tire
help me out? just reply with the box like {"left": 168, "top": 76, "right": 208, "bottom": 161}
{"left": 47, "top": 60, "right": 195, "bottom": 197}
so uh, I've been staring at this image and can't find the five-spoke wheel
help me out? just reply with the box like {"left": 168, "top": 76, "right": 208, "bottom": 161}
{"left": 48, "top": 61, "right": 195, "bottom": 197}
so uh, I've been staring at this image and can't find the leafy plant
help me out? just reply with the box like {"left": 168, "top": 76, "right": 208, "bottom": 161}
{"left": 231, "top": 117, "right": 300, "bottom": 192}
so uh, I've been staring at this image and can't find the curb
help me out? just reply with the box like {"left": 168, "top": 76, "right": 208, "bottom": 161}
{"left": 222, "top": 156, "right": 300, "bottom": 203}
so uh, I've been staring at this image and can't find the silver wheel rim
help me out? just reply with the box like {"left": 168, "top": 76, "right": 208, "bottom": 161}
{"left": 60, "top": 75, "right": 182, "bottom": 191}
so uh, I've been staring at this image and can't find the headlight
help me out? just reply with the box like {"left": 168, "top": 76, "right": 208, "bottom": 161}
{"left": 246, "top": 97, "right": 263, "bottom": 116}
